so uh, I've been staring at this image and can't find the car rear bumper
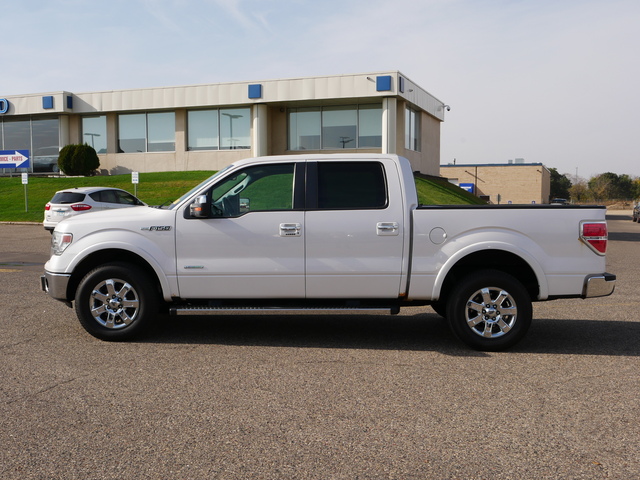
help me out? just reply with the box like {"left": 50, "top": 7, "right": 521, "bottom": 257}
{"left": 582, "top": 273, "right": 616, "bottom": 298}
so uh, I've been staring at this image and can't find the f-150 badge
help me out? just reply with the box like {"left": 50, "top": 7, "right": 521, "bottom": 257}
{"left": 141, "top": 226, "right": 172, "bottom": 231}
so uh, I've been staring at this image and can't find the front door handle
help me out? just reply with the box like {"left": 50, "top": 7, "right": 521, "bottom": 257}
{"left": 376, "top": 222, "right": 399, "bottom": 236}
{"left": 280, "top": 223, "right": 301, "bottom": 237}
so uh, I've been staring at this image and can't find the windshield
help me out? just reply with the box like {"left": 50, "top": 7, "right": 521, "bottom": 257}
{"left": 165, "top": 165, "right": 234, "bottom": 210}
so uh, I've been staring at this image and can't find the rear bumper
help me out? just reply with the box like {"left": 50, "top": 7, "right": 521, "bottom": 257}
{"left": 41, "top": 271, "right": 72, "bottom": 305}
{"left": 582, "top": 273, "right": 616, "bottom": 298}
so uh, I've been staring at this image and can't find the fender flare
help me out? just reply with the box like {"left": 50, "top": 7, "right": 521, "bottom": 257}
{"left": 431, "top": 240, "right": 549, "bottom": 301}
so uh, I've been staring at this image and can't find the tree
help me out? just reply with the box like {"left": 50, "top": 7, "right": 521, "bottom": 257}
{"left": 58, "top": 144, "right": 100, "bottom": 176}
{"left": 569, "top": 179, "right": 591, "bottom": 203}
{"left": 588, "top": 172, "right": 634, "bottom": 201}
{"left": 549, "top": 168, "right": 572, "bottom": 200}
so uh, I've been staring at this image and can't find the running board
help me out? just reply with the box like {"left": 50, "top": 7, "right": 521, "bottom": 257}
{"left": 170, "top": 305, "right": 399, "bottom": 316}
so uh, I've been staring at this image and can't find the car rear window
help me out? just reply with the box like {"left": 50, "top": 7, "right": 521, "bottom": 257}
{"left": 50, "top": 192, "right": 87, "bottom": 204}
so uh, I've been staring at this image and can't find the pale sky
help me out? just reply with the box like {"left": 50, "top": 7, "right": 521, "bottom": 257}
{"left": 3, "top": 0, "right": 639, "bottom": 180}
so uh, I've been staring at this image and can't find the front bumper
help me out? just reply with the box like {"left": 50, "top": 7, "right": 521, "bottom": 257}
{"left": 582, "top": 273, "right": 616, "bottom": 298}
{"left": 41, "top": 271, "right": 72, "bottom": 306}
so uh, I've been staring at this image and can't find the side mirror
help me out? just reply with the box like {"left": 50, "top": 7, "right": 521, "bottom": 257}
{"left": 189, "top": 195, "right": 211, "bottom": 218}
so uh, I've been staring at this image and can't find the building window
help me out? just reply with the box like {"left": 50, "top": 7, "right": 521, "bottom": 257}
{"left": 405, "top": 106, "right": 421, "bottom": 152}
{"left": 288, "top": 108, "right": 321, "bottom": 150}
{"left": 188, "top": 110, "right": 219, "bottom": 150}
{"left": 288, "top": 104, "right": 382, "bottom": 151}
{"left": 1, "top": 117, "right": 60, "bottom": 172}
{"left": 358, "top": 104, "right": 383, "bottom": 148}
{"left": 322, "top": 106, "right": 357, "bottom": 149}
{"left": 220, "top": 108, "right": 250, "bottom": 150}
{"left": 82, "top": 116, "right": 107, "bottom": 153}
{"left": 187, "top": 108, "right": 250, "bottom": 151}
{"left": 118, "top": 112, "right": 175, "bottom": 153}
{"left": 148, "top": 112, "right": 175, "bottom": 152}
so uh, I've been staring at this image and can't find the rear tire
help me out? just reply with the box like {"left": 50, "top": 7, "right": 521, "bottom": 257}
{"left": 75, "top": 263, "right": 158, "bottom": 341}
{"left": 446, "top": 269, "right": 532, "bottom": 351}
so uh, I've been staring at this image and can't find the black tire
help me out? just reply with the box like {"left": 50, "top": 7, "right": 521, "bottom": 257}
{"left": 75, "top": 263, "right": 158, "bottom": 341}
{"left": 446, "top": 269, "right": 532, "bottom": 351}
{"left": 430, "top": 299, "right": 447, "bottom": 318}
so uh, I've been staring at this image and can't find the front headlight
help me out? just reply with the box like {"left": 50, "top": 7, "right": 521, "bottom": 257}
{"left": 51, "top": 231, "right": 73, "bottom": 256}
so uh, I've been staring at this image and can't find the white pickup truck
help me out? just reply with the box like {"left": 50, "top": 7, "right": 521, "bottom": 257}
{"left": 41, "top": 154, "right": 616, "bottom": 350}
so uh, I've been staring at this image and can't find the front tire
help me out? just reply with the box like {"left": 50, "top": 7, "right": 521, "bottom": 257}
{"left": 75, "top": 263, "right": 158, "bottom": 341}
{"left": 446, "top": 269, "right": 532, "bottom": 351}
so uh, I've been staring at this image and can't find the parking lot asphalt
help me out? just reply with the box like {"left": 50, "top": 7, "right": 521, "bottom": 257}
{"left": 0, "top": 213, "right": 638, "bottom": 479}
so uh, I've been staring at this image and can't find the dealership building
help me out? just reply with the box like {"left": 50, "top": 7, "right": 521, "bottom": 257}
{"left": 0, "top": 71, "right": 447, "bottom": 176}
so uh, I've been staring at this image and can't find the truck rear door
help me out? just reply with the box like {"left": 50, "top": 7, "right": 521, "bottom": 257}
{"left": 304, "top": 160, "right": 406, "bottom": 299}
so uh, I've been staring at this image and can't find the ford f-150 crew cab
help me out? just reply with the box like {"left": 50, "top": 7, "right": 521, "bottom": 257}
{"left": 41, "top": 154, "right": 616, "bottom": 350}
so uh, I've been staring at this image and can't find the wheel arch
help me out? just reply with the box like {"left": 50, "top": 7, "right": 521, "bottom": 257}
{"left": 67, "top": 249, "right": 165, "bottom": 303}
{"left": 436, "top": 248, "right": 543, "bottom": 305}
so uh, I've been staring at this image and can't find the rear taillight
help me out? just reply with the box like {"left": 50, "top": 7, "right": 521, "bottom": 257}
{"left": 45, "top": 203, "right": 51, "bottom": 211}
{"left": 580, "top": 221, "right": 608, "bottom": 255}
{"left": 71, "top": 203, "right": 92, "bottom": 212}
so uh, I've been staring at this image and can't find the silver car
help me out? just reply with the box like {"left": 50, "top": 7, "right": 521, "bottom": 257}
{"left": 633, "top": 202, "right": 640, "bottom": 222}
{"left": 44, "top": 186, "right": 145, "bottom": 232}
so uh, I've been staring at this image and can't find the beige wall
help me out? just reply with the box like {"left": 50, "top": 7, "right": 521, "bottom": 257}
{"left": 441, "top": 164, "right": 551, "bottom": 204}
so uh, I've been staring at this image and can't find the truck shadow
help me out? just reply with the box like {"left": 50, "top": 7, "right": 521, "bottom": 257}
{"left": 145, "top": 314, "right": 640, "bottom": 357}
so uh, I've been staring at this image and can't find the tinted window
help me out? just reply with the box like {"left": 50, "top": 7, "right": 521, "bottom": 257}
{"left": 51, "top": 192, "right": 86, "bottom": 204}
{"left": 114, "top": 191, "right": 139, "bottom": 205}
{"left": 317, "top": 162, "right": 387, "bottom": 209}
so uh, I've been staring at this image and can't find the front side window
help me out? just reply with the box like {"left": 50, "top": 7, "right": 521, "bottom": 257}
{"left": 82, "top": 116, "right": 107, "bottom": 153}
{"left": 316, "top": 162, "right": 387, "bottom": 209}
{"left": 210, "top": 163, "right": 295, "bottom": 217}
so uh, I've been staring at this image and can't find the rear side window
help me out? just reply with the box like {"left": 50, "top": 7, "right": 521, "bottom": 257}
{"left": 51, "top": 192, "right": 86, "bottom": 204}
{"left": 316, "top": 162, "right": 387, "bottom": 209}
{"left": 89, "top": 190, "right": 139, "bottom": 205}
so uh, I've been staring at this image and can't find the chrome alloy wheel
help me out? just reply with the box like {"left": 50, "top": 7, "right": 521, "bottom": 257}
{"left": 89, "top": 278, "right": 140, "bottom": 329}
{"left": 465, "top": 286, "right": 518, "bottom": 339}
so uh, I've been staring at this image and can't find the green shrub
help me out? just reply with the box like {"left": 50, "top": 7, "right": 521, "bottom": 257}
{"left": 57, "top": 144, "right": 100, "bottom": 176}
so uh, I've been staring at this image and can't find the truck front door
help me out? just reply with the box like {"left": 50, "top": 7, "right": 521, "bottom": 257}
{"left": 175, "top": 162, "right": 305, "bottom": 299}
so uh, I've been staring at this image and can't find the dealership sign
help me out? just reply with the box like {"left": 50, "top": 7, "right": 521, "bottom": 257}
{"left": 0, "top": 150, "right": 30, "bottom": 168}
{"left": 0, "top": 98, "right": 9, "bottom": 114}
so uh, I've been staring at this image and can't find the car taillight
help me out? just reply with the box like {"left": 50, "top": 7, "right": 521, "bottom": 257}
{"left": 580, "top": 221, "right": 607, "bottom": 255}
{"left": 45, "top": 203, "right": 51, "bottom": 211}
{"left": 71, "top": 203, "right": 92, "bottom": 212}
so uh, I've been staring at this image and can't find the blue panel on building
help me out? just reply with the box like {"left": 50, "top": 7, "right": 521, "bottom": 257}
{"left": 66, "top": 95, "right": 73, "bottom": 109}
{"left": 399, "top": 76, "right": 405, "bottom": 93}
{"left": 42, "top": 96, "right": 54, "bottom": 109}
{"left": 459, "top": 183, "right": 475, "bottom": 194}
{"left": 376, "top": 75, "right": 392, "bottom": 91}
{"left": 248, "top": 84, "right": 262, "bottom": 99}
